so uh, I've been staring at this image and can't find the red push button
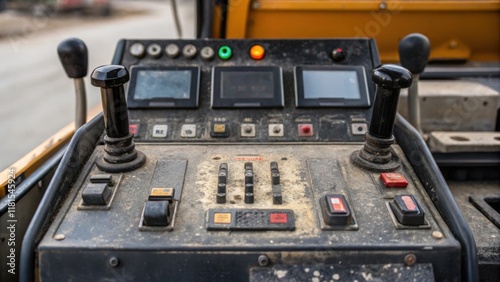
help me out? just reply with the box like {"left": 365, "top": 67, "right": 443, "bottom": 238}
{"left": 298, "top": 124, "right": 313, "bottom": 136}
{"left": 270, "top": 213, "right": 288, "bottom": 223}
{"left": 380, "top": 172, "right": 408, "bottom": 188}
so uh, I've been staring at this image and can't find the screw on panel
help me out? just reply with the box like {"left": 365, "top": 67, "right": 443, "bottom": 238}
{"left": 53, "top": 234, "right": 65, "bottom": 241}
{"left": 404, "top": 254, "right": 417, "bottom": 266}
{"left": 379, "top": 2, "right": 387, "bottom": 10}
{"left": 258, "top": 255, "right": 269, "bottom": 266}
{"left": 432, "top": 231, "right": 444, "bottom": 239}
{"left": 109, "top": 256, "right": 119, "bottom": 267}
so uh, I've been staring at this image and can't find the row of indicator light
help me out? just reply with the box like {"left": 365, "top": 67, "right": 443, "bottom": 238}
{"left": 129, "top": 42, "right": 267, "bottom": 61}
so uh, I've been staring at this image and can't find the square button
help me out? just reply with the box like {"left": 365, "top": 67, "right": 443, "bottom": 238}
{"left": 152, "top": 125, "right": 168, "bottom": 138}
{"left": 214, "top": 213, "right": 232, "bottom": 224}
{"left": 268, "top": 124, "right": 284, "bottom": 137}
{"left": 381, "top": 172, "right": 408, "bottom": 188}
{"left": 181, "top": 124, "right": 196, "bottom": 137}
{"left": 241, "top": 124, "right": 256, "bottom": 137}
{"left": 298, "top": 124, "right": 313, "bottom": 136}
{"left": 129, "top": 124, "right": 140, "bottom": 135}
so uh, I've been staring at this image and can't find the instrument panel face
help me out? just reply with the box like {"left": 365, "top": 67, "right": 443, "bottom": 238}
{"left": 119, "top": 39, "right": 379, "bottom": 143}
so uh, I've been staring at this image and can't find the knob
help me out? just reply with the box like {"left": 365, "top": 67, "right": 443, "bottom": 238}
{"left": 91, "top": 65, "right": 146, "bottom": 173}
{"left": 58, "top": 38, "right": 88, "bottom": 79}
{"left": 399, "top": 33, "right": 430, "bottom": 75}
{"left": 351, "top": 64, "right": 412, "bottom": 172}
{"left": 399, "top": 33, "right": 430, "bottom": 136}
{"left": 57, "top": 38, "right": 88, "bottom": 128}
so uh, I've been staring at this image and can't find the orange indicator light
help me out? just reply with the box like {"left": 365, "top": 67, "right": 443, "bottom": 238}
{"left": 250, "top": 45, "right": 265, "bottom": 60}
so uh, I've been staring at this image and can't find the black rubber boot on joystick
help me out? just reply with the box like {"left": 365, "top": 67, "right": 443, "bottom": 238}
{"left": 91, "top": 65, "right": 146, "bottom": 172}
{"left": 351, "top": 64, "right": 413, "bottom": 172}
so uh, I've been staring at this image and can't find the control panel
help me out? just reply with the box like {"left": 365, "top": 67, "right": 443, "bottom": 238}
{"left": 122, "top": 39, "right": 376, "bottom": 142}
{"left": 37, "top": 39, "right": 461, "bottom": 281}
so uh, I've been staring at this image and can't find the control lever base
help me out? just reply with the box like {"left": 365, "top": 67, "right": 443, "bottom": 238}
{"left": 351, "top": 133, "right": 400, "bottom": 172}
{"left": 96, "top": 133, "right": 146, "bottom": 173}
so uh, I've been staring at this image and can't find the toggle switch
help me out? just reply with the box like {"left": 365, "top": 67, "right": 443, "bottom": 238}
{"left": 143, "top": 188, "right": 175, "bottom": 226}
{"left": 389, "top": 195, "right": 425, "bottom": 225}
{"left": 320, "top": 194, "right": 353, "bottom": 226}
{"left": 244, "top": 162, "right": 254, "bottom": 204}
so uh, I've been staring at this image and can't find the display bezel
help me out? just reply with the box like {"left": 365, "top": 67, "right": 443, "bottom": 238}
{"left": 127, "top": 66, "right": 200, "bottom": 108}
{"left": 211, "top": 66, "right": 284, "bottom": 108}
{"left": 294, "top": 65, "right": 370, "bottom": 108}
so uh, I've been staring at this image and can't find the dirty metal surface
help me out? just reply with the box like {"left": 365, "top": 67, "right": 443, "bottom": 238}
{"left": 39, "top": 144, "right": 461, "bottom": 281}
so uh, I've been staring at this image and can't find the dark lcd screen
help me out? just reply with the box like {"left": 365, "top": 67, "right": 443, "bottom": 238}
{"left": 295, "top": 66, "right": 370, "bottom": 108}
{"left": 212, "top": 66, "right": 284, "bottom": 108}
{"left": 127, "top": 66, "right": 199, "bottom": 108}
{"left": 221, "top": 71, "right": 275, "bottom": 99}
{"left": 302, "top": 70, "right": 360, "bottom": 99}
{"left": 134, "top": 70, "right": 191, "bottom": 100}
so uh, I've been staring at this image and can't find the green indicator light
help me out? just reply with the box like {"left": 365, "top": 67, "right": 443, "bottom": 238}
{"left": 218, "top": 46, "right": 232, "bottom": 60}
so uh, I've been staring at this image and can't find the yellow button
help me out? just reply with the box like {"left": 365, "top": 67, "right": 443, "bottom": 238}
{"left": 214, "top": 124, "right": 226, "bottom": 133}
{"left": 250, "top": 45, "right": 265, "bottom": 60}
{"left": 150, "top": 188, "right": 174, "bottom": 197}
{"left": 214, "top": 213, "right": 232, "bottom": 224}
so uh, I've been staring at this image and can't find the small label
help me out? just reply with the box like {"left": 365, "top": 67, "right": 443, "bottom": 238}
{"left": 150, "top": 188, "right": 174, "bottom": 197}
{"left": 270, "top": 213, "right": 288, "bottom": 223}
{"left": 401, "top": 196, "right": 417, "bottom": 211}
{"left": 214, "top": 213, "right": 232, "bottom": 224}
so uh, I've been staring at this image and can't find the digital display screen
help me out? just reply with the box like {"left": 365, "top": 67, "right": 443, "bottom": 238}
{"left": 221, "top": 71, "right": 275, "bottom": 99}
{"left": 127, "top": 66, "right": 199, "bottom": 108}
{"left": 302, "top": 70, "right": 360, "bottom": 99}
{"left": 212, "top": 66, "right": 284, "bottom": 108}
{"left": 295, "top": 66, "right": 370, "bottom": 108}
{"left": 134, "top": 70, "right": 192, "bottom": 100}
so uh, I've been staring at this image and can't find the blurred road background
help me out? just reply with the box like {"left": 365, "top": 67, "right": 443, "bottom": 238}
{"left": 0, "top": 0, "right": 195, "bottom": 170}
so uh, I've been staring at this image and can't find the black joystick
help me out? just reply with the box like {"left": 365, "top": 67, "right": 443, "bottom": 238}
{"left": 91, "top": 65, "right": 146, "bottom": 172}
{"left": 399, "top": 33, "right": 430, "bottom": 135}
{"left": 57, "top": 38, "right": 88, "bottom": 128}
{"left": 351, "top": 64, "right": 413, "bottom": 172}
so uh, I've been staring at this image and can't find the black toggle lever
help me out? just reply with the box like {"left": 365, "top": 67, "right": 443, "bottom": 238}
{"left": 57, "top": 38, "right": 88, "bottom": 128}
{"left": 351, "top": 64, "right": 413, "bottom": 172}
{"left": 399, "top": 33, "right": 430, "bottom": 136}
{"left": 91, "top": 65, "right": 146, "bottom": 172}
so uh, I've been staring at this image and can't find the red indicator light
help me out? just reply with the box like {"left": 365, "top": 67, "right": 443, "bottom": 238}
{"left": 270, "top": 213, "right": 288, "bottom": 223}
{"left": 380, "top": 172, "right": 408, "bottom": 188}
{"left": 402, "top": 196, "right": 417, "bottom": 211}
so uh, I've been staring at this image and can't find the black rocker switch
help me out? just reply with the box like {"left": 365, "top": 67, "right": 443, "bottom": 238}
{"left": 399, "top": 33, "right": 430, "bottom": 135}
{"left": 57, "top": 38, "right": 88, "bottom": 128}
{"left": 91, "top": 65, "right": 146, "bottom": 173}
{"left": 351, "top": 64, "right": 412, "bottom": 172}
{"left": 389, "top": 195, "right": 425, "bottom": 225}
{"left": 320, "top": 194, "right": 353, "bottom": 226}
{"left": 82, "top": 183, "right": 112, "bottom": 206}
{"left": 144, "top": 188, "right": 174, "bottom": 226}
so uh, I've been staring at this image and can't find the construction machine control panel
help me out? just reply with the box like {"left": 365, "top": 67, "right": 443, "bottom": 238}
{"left": 38, "top": 39, "right": 461, "bottom": 281}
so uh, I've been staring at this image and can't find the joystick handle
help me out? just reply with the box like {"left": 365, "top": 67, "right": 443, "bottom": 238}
{"left": 57, "top": 38, "right": 88, "bottom": 128}
{"left": 90, "top": 65, "right": 146, "bottom": 173}
{"left": 398, "top": 33, "right": 430, "bottom": 75}
{"left": 370, "top": 64, "right": 413, "bottom": 139}
{"left": 91, "top": 65, "right": 130, "bottom": 138}
{"left": 351, "top": 64, "right": 412, "bottom": 172}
